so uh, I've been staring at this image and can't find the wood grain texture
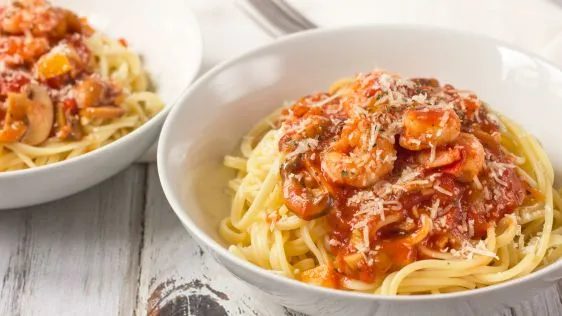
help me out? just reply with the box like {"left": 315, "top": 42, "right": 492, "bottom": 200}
{"left": 136, "top": 166, "right": 290, "bottom": 316}
{"left": 509, "top": 284, "right": 562, "bottom": 316}
{"left": 0, "top": 165, "right": 147, "bottom": 316}
{"left": 138, "top": 163, "right": 562, "bottom": 316}
{"left": 0, "top": 163, "right": 560, "bottom": 315}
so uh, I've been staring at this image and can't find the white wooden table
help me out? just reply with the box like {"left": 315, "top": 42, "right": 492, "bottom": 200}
{"left": 2, "top": 1, "right": 562, "bottom": 315}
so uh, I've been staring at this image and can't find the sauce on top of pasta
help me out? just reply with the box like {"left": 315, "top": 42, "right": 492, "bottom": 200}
{"left": 0, "top": 0, "right": 128, "bottom": 145}
{"left": 276, "top": 71, "right": 531, "bottom": 288}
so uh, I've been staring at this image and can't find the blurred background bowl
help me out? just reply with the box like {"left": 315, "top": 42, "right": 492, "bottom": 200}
{"left": 0, "top": 0, "right": 203, "bottom": 209}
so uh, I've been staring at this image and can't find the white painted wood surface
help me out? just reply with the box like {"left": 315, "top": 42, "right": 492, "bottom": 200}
{"left": 2, "top": 1, "right": 562, "bottom": 315}
{"left": 1, "top": 164, "right": 561, "bottom": 316}
{"left": 0, "top": 165, "right": 146, "bottom": 316}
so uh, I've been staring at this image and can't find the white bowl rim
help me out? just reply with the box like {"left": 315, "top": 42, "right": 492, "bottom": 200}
{"left": 0, "top": 3, "right": 203, "bottom": 179}
{"left": 158, "top": 23, "right": 562, "bottom": 301}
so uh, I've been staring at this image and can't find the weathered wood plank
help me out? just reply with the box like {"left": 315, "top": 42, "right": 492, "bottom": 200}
{"left": 0, "top": 165, "right": 147, "bottom": 316}
{"left": 508, "top": 284, "right": 562, "bottom": 316}
{"left": 137, "top": 166, "right": 291, "bottom": 316}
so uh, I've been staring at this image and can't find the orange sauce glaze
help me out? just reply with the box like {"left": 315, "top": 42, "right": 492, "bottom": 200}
{"left": 278, "top": 73, "right": 529, "bottom": 288}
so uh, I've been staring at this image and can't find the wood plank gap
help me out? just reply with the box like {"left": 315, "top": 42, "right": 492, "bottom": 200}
{"left": 508, "top": 306, "right": 516, "bottom": 316}
{"left": 133, "top": 163, "right": 150, "bottom": 316}
{"left": 557, "top": 281, "right": 562, "bottom": 306}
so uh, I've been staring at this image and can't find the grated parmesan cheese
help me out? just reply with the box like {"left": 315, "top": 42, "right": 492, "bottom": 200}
{"left": 329, "top": 238, "right": 342, "bottom": 247}
{"left": 396, "top": 78, "right": 416, "bottom": 89}
{"left": 363, "top": 226, "right": 370, "bottom": 250}
{"left": 378, "top": 73, "right": 392, "bottom": 91}
{"left": 468, "top": 219, "right": 475, "bottom": 238}
{"left": 411, "top": 93, "right": 427, "bottom": 103}
{"left": 310, "top": 91, "right": 342, "bottom": 108}
{"left": 348, "top": 191, "right": 386, "bottom": 221}
{"left": 286, "top": 138, "right": 319, "bottom": 158}
{"left": 397, "top": 167, "right": 421, "bottom": 184}
{"left": 429, "top": 173, "right": 443, "bottom": 181}
{"left": 429, "top": 143, "right": 436, "bottom": 163}
{"left": 490, "top": 172, "right": 509, "bottom": 187}
{"left": 368, "top": 122, "right": 379, "bottom": 151}
{"left": 439, "top": 110, "right": 450, "bottom": 127}
{"left": 438, "top": 204, "right": 454, "bottom": 217}
{"left": 473, "top": 176, "right": 483, "bottom": 190}
{"left": 434, "top": 181, "right": 453, "bottom": 196}
{"left": 482, "top": 186, "right": 491, "bottom": 200}
{"left": 451, "top": 240, "right": 498, "bottom": 260}
{"left": 437, "top": 216, "right": 447, "bottom": 229}
{"left": 429, "top": 199, "right": 440, "bottom": 219}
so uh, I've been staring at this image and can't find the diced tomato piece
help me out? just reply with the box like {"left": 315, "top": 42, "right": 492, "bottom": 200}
{"left": 0, "top": 36, "right": 50, "bottom": 66}
{"left": 62, "top": 98, "right": 78, "bottom": 114}
{"left": 118, "top": 37, "right": 128, "bottom": 47}
{"left": 0, "top": 71, "right": 30, "bottom": 96}
{"left": 37, "top": 52, "right": 73, "bottom": 79}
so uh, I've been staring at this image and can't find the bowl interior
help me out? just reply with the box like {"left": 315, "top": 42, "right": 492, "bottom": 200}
{"left": 54, "top": 0, "right": 202, "bottom": 108}
{"left": 160, "top": 26, "right": 562, "bottom": 264}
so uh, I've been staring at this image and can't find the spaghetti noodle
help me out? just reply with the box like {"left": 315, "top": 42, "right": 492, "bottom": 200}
{"left": 0, "top": 0, "right": 163, "bottom": 171}
{"left": 220, "top": 70, "right": 562, "bottom": 295}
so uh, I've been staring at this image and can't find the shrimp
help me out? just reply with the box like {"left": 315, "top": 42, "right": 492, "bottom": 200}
{"left": 418, "top": 133, "right": 485, "bottom": 182}
{"left": 0, "top": 83, "right": 54, "bottom": 145}
{"left": 399, "top": 108, "right": 461, "bottom": 151}
{"left": 321, "top": 117, "right": 396, "bottom": 188}
{"left": 340, "top": 71, "right": 401, "bottom": 113}
{"left": 279, "top": 115, "right": 330, "bottom": 153}
{"left": 280, "top": 154, "right": 332, "bottom": 220}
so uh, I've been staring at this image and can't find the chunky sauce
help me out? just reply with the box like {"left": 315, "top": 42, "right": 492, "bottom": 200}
{"left": 0, "top": 0, "right": 125, "bottom": 144}
{"left": 277, "top": 72, "right": 529, "bottom": 287}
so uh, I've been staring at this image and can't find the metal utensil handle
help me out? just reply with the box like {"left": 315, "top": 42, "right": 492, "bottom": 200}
{"left": 235, "top": 0, "right": 317, "bottom": 37}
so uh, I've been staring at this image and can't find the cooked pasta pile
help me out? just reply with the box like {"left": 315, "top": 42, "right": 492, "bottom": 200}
{"left": 219, "top": 71, "right": 562, "bottom": 295}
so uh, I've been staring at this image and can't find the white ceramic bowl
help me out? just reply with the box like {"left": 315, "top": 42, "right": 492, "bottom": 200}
{"left": 0, "top": 0, "right": 202, "bottom": 209}
{"left": 158, "top": 25, "right": 562, "bottom": 316}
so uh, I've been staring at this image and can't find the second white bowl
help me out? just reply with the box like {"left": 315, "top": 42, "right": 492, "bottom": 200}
{"left": 0, "top": 0, "right": 203, "bottom": 209}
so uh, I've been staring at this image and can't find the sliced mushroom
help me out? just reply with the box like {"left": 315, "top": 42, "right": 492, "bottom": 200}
{"left": 4, "top": 83, "right": 54, "bottom": 145}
